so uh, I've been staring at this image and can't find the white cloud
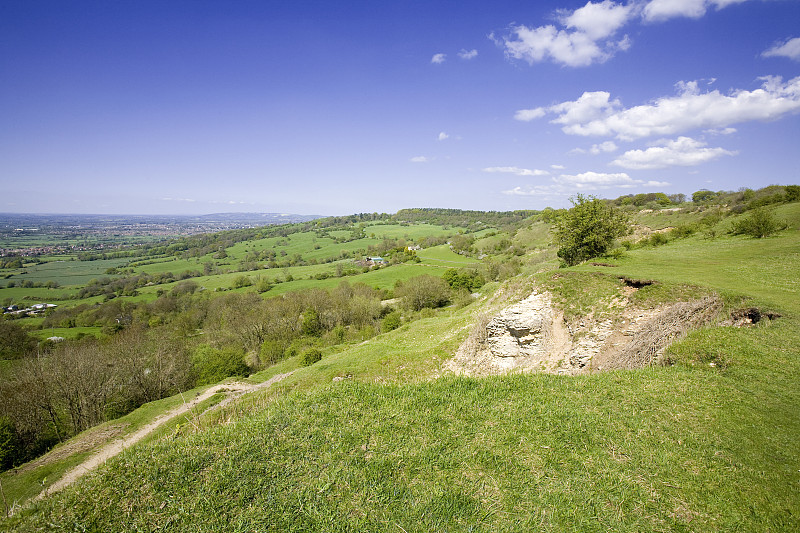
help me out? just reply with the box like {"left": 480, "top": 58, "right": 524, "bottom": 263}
{"left": 431, "top": 53, "right": 446, "bottom": 64}
{"left": 514, "top": 107, "right": 547, "bottom": 121}
{"left": 559, "top": 171, "right": 640, "bottom": 188}
{"left": 592, "top": 141, "right": 618, "bottom": 154}
{"left": 161, "top": 197, "right": 196, "bottom": 202}
{"left": 532, "top": 76, "right": 800, "bottom": 140}
{"left": 551, "top": 164, "right": 566, "bottom": 170}
{"left": 502, "top": 1, "right": 634, "bottom": 67}
{"left": 561, "top": 0, "right": 634, "bottom": 40}
{"left": 763, "top": 37, "right": 800, "bottom": 61}
{"left": 704, "top": 127, "right": 737, "bottom": 135}
{"left": 458, "top": 48, "right": 478, "bottom": 60}
{"left": 611, "top": 136, "right": 736, "bottom": 169}
{"left": 484, "top": 166, "right": 550, "bottom": 176}
{"left": 501, "top": 171, "right": 670, "bottom": 196}
{"left": 642, "top": 0, "right": 749, "bottom": 22}
{"left": 438, "top": 131, "right": 449, "bottom": 141}
{"left": 574, "top": 140, "right": 619, "bottom": 154}
{"left": 410, "top": 156, "right": 429, "bottom": 163}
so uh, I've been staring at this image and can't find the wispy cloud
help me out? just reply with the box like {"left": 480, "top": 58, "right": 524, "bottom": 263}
{"left": 410, "top": 156, "right": 429, "bottom": 163}
{"left": 502, "top": 170, "right": 669, "bottom": 196}
{"left": 642, "top": 0, "right": 750, "bottom": 22}
{"left": 522, "top": 76, "right": 800, "bottom": 140}
{"left": 572, "top": 140, "right": 618, "bottom": 155}
{"left": 611, "top": 136, "right": 736, "bottom": 169}
{"left": 438, "top": 131, "right": 449, "bottom": 141}
{"left": 161, "top": 197, "right": 196, "bottom": 203}
{"left": 483, "top": 166, "right": 550, "bottom": 176}
{"left": 762, "top": 37, "right": 800, "bottom": 61}
{"left": 514, "top": 108, "right": 547, "bottom": 122}
{"left": 431, "top": 53, "right": 446, "bottom": 64}
{"left": 458, "top": 48, "right": 478, "bottom": 60}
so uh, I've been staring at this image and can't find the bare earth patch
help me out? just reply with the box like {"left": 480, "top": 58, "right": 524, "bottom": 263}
{"left": 445, "top": 288, "right": 722, "bottom": 377}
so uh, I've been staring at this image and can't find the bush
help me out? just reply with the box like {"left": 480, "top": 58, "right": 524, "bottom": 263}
{"left": 300, "top": 348, "right": 322, "bottom": 366}
{"left": 554, "top": 194, "right": 630, "bottom": 266}
{"left": 443, "top": 268, "right": 484, "bottom": 292}
{"left": 231, "top": 275, "right": 252, "bottom": 289}
{"left": 731, "top": 208, "right": 782, "bottom": 238}
{"left": 382, "top": 311, "right": 401, "bottom": 332}
{"left": 395, "top": 275, "right": 451, "bottom": 311}
{"left": 647, "top": 233, "right": 669, "bottom": 247}
{"left": 255, "top": 276, "right": 272, "bottom": 293}
{"left": 785, "top": 185, "right": 800, "bottom": 202}
{"left": 191, "top": 345, "right": 250, "bottom": 385}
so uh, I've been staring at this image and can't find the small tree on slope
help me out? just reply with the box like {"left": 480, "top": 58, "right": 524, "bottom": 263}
{"left": 554, "top": 194, "right": 631, "bottom": 266}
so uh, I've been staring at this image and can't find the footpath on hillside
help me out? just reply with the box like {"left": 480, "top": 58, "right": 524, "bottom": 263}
{"left": 34, "top": 370, "right": 296, "bottom": 502}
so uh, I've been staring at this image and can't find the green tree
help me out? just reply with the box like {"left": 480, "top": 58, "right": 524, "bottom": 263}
{"left": 692, "top": 189, "right": 717, "bottom": 203}
{"left": 554, "top": 194, "right": 630, "bottom": 266}
{"left": 0, "top": 320, "right": 38, "bottom": 360}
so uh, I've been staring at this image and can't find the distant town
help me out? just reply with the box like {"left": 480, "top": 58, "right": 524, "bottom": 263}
{"left": 0, "top": 212, "right": 322, "bottom": 257}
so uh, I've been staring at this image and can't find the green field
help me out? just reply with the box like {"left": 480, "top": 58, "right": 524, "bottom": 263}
{"left": 1, "top": 257, "right": 131, "bottom": 288}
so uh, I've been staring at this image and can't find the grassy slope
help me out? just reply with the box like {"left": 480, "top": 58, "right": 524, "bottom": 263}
{"left": 5, "top": 208, "right": 800, "bottom": 531}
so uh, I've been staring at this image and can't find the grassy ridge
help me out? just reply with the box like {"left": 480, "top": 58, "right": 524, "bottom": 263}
{"left": 4, "top": 206, "right": 800, "bottom": 530}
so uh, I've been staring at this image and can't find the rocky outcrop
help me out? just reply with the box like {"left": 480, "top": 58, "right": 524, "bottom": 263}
{"left": 485, "top": 292, "right": 552, "bottom": 359}
{"left": 445, "top": 289, "right": 722, "bottom": 377}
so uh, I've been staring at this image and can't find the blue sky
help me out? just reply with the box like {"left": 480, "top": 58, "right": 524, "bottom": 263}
{"left": 1, "top": 0, "right": 799, "bottom": 215}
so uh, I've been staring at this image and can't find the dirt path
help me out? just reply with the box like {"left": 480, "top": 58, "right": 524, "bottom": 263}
{"left": 36, "top": 371, "right": 295, "bottom": 500}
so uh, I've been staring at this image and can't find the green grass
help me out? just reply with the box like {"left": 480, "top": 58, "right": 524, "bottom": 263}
{"left": 364, "top": 223, "right": 463, "bottom": 240}
{"left": 1, "top": 257, "right": 132, "bottom": 287}
{"left": 27, "top": 326, "right": 104, "bottom": 340}
{"left": 416, "top": 244, "right": 480, "bottom": 267}
{"left": 5, "top": 205, "right": 800, "bottom": 531}
{"left": 0, "top": 383, "right": 220, "bottom": 509}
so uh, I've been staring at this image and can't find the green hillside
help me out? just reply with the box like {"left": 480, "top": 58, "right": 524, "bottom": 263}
{"left": 2, "top": 198, "right": 800, "bottom": 531}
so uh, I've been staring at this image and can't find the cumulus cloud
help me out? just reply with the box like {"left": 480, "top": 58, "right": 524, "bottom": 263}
{"left": 763, "top": 37, "right": 800, "bottom": 61}
{"left": 551, "top": 164, "right": 566, "bottom": 170}
{"left": 642, "top": 0, "right": 749, "bottom": 22}
{"left": 501, "top": 1, "right": 634, "bottom": 67}
{"left": 438, "top": 132, "right": 449, "bottom": 141}
{"left": 410, "top": 156, "right": 429, "bottom": 163}
{"left": 431, "top": 53, "right": 446, "bottom": 64}
{"left": 484, "top": 166, "right": 550, "bottom": 176}
{"left": 458, "top": 49, "right": 478, "bottom": 60}
{"left": 611, "top": 136, "right": 736, "bottom": 169}
{"left": 528, "top": 76, "right": 800, "bottom": 140}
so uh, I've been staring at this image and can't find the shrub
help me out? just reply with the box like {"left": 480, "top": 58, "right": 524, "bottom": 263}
{"left": 191, "top": 345, "right": 249, "bottom": 385}
{"left": 647, "top": 233, "right": 669, "bottom": 247}
{"left": 382, "top": 311, "right": 401, "bottom": 332}
{"left": 554, "top": 194, "right": 630, "bottom": 266}
{"left": 731, "top": 208, "right": 782, "bottom": 238}
{"left": 231, "top": 275, "right": 252, "bottom": 289}
{"left": 255, "top": 276, "right": 272, "bottom": 293}
{"left": 300, "top": 348, "right": 322, "bottom": 366}
{"left": 395, "top": 275, "right": 451, "bottom": 311}
{"left": 785, "top": 185, "right": 800, "bottom": 202}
